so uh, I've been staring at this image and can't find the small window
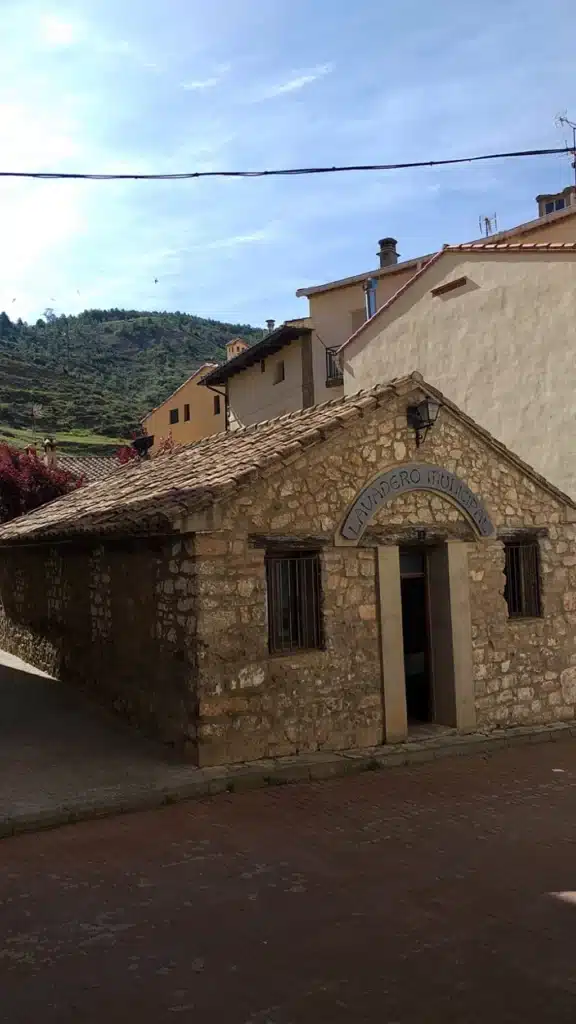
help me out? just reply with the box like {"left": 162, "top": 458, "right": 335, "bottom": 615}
{"left": 260, "top": 360, "right": 266, "bottom": 373}
{"left": 504, "top": 539, "right": 542, "bottom": 618}
{"left": 545, "top": 201, "right": 554, "bottom": 215}
{"left": 266, "top": 551, "right": 323, "bottom": 654}
{"left": 273, "top": 360, "right": 285, "bottom": 385}
{"left": 184, "top": 403, "right": 190, "bottom": 422}
{"left": 325, "top": 347, "right": 343, "bottom": 386}
{"left": 213, "top": 395, "right": 221, "bottom": 416}
{"left": 169, "top": 408, "right": 179, "bottom": 425}
{"left": 555, "top": 198, "right": 566, "bottom": 211}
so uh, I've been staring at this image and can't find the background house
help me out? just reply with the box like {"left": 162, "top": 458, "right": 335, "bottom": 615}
{"left": 295, "top": 186, "right": 576, "bottom": 349}
{"left": 141, "top": 362, "right": 224, "bottom": 450}
{"left": 201, "top": 322, "right": 344, "bottom": 429}
{"left": 339, "top": 241, "right": 576, "bottom": 497}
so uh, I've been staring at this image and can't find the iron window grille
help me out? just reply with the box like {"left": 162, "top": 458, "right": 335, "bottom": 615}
{"left": 504, "top": 540, "right": 542, "bottom": 618}
{"left": 266, "top": 551, "right": 323, "bottom": 654}
{"left": 325, "top": 347, "right": 343, "bottom": 385}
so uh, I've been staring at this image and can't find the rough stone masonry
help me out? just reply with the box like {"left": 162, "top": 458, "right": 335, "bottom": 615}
{"left": 0, "top": 377, "right": 575, "bottom": 767}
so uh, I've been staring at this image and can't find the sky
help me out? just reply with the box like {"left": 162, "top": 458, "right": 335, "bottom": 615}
{"left": 0, "top": 0, "right": 575, "bottom": 327}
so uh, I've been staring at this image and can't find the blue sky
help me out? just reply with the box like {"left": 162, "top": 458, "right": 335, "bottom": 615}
{"left": 1, "top": 0, "right": 575, "bottom": 327}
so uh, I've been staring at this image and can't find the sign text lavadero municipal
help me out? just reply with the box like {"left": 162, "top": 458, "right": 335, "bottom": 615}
{"left": 341, "top": 463, "right": 495, "bottom": 540}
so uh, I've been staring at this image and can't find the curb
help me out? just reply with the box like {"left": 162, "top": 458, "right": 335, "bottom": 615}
{"left": 2, "top": 721, "right": 575, "bottom": 839}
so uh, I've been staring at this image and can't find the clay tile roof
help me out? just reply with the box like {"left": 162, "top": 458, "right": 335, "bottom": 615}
{"left": 0, "top": 371, "right": 573, "bottom": 544}
{"left": 56, "top": 455, "right": 121, "bottom": 482}
{"left": 444, "top": 241, "right": 576, "bottom": 253}
{"left": 0, "top": 376, "right": 418, "bottom": 542}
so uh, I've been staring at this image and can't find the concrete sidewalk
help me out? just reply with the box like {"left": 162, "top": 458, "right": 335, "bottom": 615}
{"left": 2, "top": 648, "right": 576, "bottom": 839}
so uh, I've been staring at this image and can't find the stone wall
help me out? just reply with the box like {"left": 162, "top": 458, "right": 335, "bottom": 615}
{"left": 191, "top": 533, "right": 382, "bottom": 766}
{"left": 0, "top": 537, "right": 198, "bottom": 755}
{"left": 192, "top": 392, "right": 576, "bottom": 761}
{"left": 1, "top": 386, "right": 575, "bottom": 767}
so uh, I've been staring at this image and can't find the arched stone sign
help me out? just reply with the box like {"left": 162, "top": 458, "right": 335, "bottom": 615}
{"left": 340, "top": 463, "right": 495, "bottom": 540}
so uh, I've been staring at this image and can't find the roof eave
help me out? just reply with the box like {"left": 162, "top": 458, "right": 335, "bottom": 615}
{"left": 200, "top": 327, "right": 311, "bottom": 386}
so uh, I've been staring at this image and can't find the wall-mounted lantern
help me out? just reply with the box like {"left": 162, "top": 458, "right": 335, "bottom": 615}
{"left": 406, "top": 397, "right": 441, "bottom": 447}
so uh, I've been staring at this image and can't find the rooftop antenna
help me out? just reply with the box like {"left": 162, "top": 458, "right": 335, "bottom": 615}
{"left": 478, "top": 213, "right": 498, "bottom": 237}
{"left": 554, "top": 112, "right": 576, "bottom": 185}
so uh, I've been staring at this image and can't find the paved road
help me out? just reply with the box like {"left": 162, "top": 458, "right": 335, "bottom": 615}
{"left": 2, "top": 741, "right": 576, "bottom": 1023}
{"left": 0, "top": 649, "right": 202, "bottom": 826}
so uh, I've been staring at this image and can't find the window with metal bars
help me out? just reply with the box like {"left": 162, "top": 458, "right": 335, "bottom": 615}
{"left": 503, "top": 540, "right": 542, "bottom": 618}
{"left": 325, "top": 347, "right": 343, "bottom": 386}
{"left": 266, "top": 551, "right": 323, "bottom": 654}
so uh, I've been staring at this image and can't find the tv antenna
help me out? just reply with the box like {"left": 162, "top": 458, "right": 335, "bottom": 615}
{"left": 478, "top": 213, "right": 498, "bottom": 237}
{"left": 554, "top": 112, "right": 576, "bottom": 184}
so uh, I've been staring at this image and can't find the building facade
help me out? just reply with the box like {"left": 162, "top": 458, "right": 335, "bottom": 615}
{"left": 141, "top": 362, "right": 225, "bottom": 450}
{"left": 1, "top": 375, "right": 575, "bottom": 767}
{"left": 339, "top": 242, "right": 576, "bottom": 498}
{"left": 295, "top": 188, "right": 576, "bottom": 350}
{"left": 201, "top": 323, "right": 344, "bottom": 429}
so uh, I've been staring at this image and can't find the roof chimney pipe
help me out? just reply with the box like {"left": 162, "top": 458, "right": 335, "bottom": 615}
{"left": 266, "top": 319, "right": 275, "bottom": 333}
{"left": 43, "top": 437, "right": 57, "bottom": 468}
{"left": 378, "top": 237, "right": 398, "bottom": 268}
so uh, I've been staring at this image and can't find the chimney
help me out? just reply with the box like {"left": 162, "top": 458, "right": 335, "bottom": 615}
{"left": 536, "top": 185, "right": 576, "bottom": 218}
{"left": 43, "top": 437, "right": 57, "bottom": 468}
{"left": 226, "top": 337, "right": 249, "bottom": 361}
{"left": 266, "top": 319, "right": 275, "bottom": 333}
{"left": 377, "top": 237, "right": 398, "bottom": 268}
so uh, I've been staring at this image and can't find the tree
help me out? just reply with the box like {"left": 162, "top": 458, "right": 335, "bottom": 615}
{"left": 0, "top": 444, "right": 83, "bottom": 524}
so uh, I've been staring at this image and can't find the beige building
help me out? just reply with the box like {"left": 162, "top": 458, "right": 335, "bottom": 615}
{"left": 295, "top": 188, "right": 576, "bottom": 352}
{"left": 1, "top": 373, "right": 575, "bottom": 767}
{"left": 142, "top": 361, "right": 225, "bottom": 450}
{"left": 338, "top": 240, "right": 576, "bottom": 498}
{"left": 201, "top": 322, "right": 344, "bottom": 429}
{"left": 189, "top": 188, "right": 576, "bottom": 434}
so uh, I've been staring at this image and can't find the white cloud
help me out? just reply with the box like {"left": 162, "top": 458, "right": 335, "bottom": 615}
{"left": 257, "top": 63, "right": 334, "bottom": 100}
{"left": 180, "top": 64, "right": 231, "bottom": 91}
{"left": 39, "top": 15, "right": 78, "bottom": 48}
{"left": 204, "top": 225, "right": 280, "bottom": 250}
{"left": 181, "top": 77, "right": 221, "bottom": 91}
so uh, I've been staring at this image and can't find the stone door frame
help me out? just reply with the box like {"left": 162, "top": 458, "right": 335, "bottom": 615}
{"left": 334, "top": 468, "right": 483, "bottom": 743}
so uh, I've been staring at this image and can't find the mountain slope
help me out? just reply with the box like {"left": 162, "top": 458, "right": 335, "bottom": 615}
{"left": 0, "top": 309, "right": 262, "bottom": 454}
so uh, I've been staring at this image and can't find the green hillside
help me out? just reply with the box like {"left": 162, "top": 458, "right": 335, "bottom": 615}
{"left": 0, "top": 309, "right": 262, "bottom": 454}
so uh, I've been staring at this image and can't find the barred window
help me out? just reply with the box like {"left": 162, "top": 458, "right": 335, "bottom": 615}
{"left": 504, "top": 540, "right": 542, "bottom": 618}
{"left": 266, "top": 551, "right": 323, "bottom": 654}
{"left": 325, "top": 347, "right": 343, "bottom": 385}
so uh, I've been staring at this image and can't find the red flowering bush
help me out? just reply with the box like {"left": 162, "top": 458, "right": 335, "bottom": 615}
{"left": 0, "top": 444, "right": 83, "bottom": 524}
{"left": 116, "top": 434, "right": 177, "bottom": 464}
{"left": 116, "top": 445, "right": 139, "bottom": 465}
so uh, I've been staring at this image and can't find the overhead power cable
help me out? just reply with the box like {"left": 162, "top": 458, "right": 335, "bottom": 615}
{"left": 0, "top": 147, "right": 572, "bottom": 182}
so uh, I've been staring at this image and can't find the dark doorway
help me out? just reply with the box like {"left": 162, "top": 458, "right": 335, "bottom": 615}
{"left": 400, "top": 548, "right": 432, "bottom": 723}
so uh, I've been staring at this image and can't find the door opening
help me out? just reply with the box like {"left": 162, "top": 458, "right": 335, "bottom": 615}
{"left": 400, "top": 548, "right": 432, "bottom": 724}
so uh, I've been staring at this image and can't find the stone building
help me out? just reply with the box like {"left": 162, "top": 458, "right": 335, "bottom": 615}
{"left": 0, "top": 373, "right": 575, "bottom": 767}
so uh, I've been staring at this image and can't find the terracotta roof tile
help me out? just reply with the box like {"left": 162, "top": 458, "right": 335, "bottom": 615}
{"left": 56, "top": 455, "right": 121, "bottom": 482}
{"left": 0, "top": 372, "right": 573, "bottom": 544}
{"left": 445, "top": 241, "right": 576, "bottom": 252}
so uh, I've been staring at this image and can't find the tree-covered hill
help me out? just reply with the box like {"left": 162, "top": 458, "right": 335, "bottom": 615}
{"left": 0, "top": 309, "right": 262, "bottom": 454}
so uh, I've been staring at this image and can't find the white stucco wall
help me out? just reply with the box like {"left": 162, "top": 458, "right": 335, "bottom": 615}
{"left": 341, "top": 251, "right": 576, "bottom": 496}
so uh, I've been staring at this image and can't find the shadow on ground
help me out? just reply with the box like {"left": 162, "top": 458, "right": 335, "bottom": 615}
{"left": 0, "top": 650, "right": 198, "bottom": 825}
